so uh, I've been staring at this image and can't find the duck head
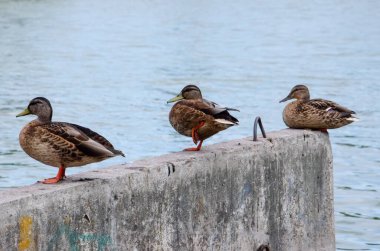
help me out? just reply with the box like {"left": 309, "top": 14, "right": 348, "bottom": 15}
{"left": 16, "top": 97, "right": 53, "bottom": 122}
{"left": 280, "top": 84, "right": 310, "bottom": 103}
{"left": 167, "top": 85, "right": 202, "bottom": 103}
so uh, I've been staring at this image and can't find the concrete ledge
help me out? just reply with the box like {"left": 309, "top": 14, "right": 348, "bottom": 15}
{"left": 0, "top": 129, "right": 334, "bottom": 251}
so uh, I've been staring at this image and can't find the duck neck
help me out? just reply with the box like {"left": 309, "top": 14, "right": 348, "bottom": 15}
{"left": 36, "top": 113, "right": 52, "bottom": 124}
{"left": 298, "top": 95, "right": 310, "bottom": 102}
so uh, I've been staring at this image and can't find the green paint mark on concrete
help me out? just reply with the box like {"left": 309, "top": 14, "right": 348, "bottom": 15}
{"left": 48, "top": 224, "right": 111, "bottom": 251}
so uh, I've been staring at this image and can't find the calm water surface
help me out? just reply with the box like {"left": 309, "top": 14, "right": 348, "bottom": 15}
{"left": 0, "top": 0, "right": 379, "bottom": 249}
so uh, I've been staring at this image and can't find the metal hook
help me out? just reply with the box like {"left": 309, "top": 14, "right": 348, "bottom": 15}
{"left": 257, "top": 244, "right": 270, "bottom": 251}
{"left": 253, "top": 116, "right": 267, "bottom": 141}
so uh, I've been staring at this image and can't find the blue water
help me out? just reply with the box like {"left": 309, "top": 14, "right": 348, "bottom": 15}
{"left": 0, "top": 0, "right": 379, "bottom": 249}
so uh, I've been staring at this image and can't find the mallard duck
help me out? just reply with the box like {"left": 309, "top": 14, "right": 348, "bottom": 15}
{"left": 167, "top": 85, "right": 239, "bottom": 151}
{"left": 279, "top": 84, "right": 358, "bottom": 132}
{"left": 17, "top": 97, "right": 125, "bottom": 184}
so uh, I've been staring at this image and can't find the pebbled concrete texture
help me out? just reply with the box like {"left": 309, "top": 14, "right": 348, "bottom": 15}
{"left": 0, "top": 129, "right": 334, "bottom": 251}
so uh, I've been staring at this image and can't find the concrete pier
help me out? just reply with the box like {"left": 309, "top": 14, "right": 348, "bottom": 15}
{"left": 0, "top": 129, "right": 335, "bottom": 251}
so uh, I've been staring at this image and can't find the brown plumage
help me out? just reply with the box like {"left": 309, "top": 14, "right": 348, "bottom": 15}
{"left": 17, "top": 97, "right": 124, "bottom": 184}
{"left": 167, "top": 85, "right": 239, "bottom": 151}
{"left": 279, "top": 85, "right": 358, "bottom": 130}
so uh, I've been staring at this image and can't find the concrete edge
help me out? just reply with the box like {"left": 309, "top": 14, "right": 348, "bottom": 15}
{"left": 0, "top": 128, "right": 328, "bottom": 204}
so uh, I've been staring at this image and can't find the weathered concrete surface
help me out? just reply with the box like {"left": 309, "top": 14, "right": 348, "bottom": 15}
{"left": 0, "top": 129, "right": 334, "bottom": 251}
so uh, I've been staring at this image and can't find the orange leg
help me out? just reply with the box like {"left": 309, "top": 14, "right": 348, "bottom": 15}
{"left": 40, "top": 165, "right": 66, "bottom": 184}
{"left": 320, "top": 128, "right": 328, "bottom": 133}
{"left": 191, "top": 121, "right": 205, "bottom": 144}
{"left": 191, "top": 127, "right": 198, "bottom": 144}
{"left": 184, "top": 140, "right": 204, "bottom": 151}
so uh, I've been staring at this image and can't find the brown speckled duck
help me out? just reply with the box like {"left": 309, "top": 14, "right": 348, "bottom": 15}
{"left": 280, "top": 84, "right": 358, "bottom": 132}
{"left": 167, "top": 85, "right": 239, "bottom": 151}
{"left": 17, "top": 97, "right": 125, "bottom": 184}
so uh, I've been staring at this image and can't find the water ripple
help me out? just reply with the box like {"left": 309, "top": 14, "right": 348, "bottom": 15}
{"left": 340, "top": 212, "right": 380, "bottom": 221}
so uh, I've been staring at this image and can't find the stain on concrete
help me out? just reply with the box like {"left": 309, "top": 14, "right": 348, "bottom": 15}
{"left": 18, "top": 216, "right": 33, "bottom": 251}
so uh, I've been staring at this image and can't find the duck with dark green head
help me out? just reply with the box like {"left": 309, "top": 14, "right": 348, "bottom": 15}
{"left": 167, "top": 85, "right": 239, "bottom": 151}
{"left": 280, "top": 84, "right": 358, "bottom": 132}
{"left": 17, "top": 97, "right": 125, "bottom": 184}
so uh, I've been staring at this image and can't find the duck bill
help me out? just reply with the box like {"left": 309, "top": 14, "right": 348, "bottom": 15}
{"left": 167, "top": 94, "right": 184, "bottom": 103}
{"left": 279, "top": 95, "right": 292, "bottom": 103}
{"left": 16, "top": 108, "right": 31, "bottom": 117}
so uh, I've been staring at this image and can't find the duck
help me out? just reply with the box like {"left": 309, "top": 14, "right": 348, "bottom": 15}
{"left": 16, "top": 97, "right": 125, "bottom": 184}
{"left": 167, "top": 85, "right": 239, "bottom": 151}
{"left": 279, "top": 84, "right": 358, "bottom": 132}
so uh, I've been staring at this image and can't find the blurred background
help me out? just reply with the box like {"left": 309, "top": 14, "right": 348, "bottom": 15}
{"left": 0, "top": 0, "right": 379, "bottom": 249}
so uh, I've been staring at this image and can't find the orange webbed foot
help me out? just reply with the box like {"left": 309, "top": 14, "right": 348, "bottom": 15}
{"left": 184, "top": 140, "right": 203, "bottom": 152}
{"left": 39, "top": 165, "right": 66, "bottom": 184}
{"left": 184, "top": 147, "right": 201, "bottom": 151}
{"left": 40, "top": 177, "right": 63, "bottom": 184}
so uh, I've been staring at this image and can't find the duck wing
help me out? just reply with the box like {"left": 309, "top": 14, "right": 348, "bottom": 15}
{"left": 41, "top": 122, "right": 124, "bottom": 157}
{"left": 203, "top": 98, "right": 240, "bottom": 112}
{"left": 307, "top": 99, "right": 356, "bottom": 118}
{"left": 183, "top": 99, "right": 239, "bottom": 124}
